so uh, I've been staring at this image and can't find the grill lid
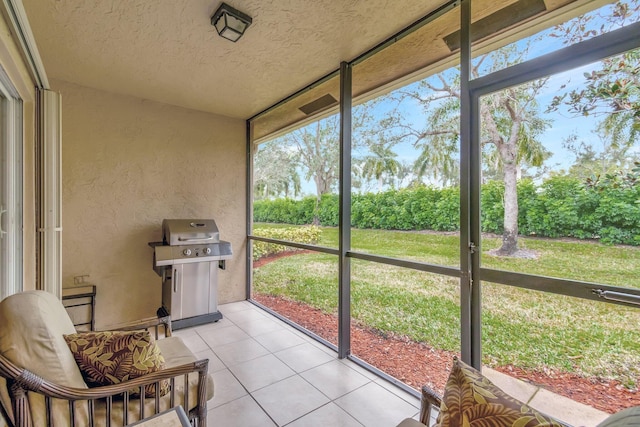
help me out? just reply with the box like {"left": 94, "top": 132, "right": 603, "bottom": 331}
{"left": 163, "top": 219, "right": 220, "bottom": 246}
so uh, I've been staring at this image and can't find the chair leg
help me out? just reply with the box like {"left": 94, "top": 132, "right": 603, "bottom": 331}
{"left": 420, "top": 385, "right": 442, "bottom": 426}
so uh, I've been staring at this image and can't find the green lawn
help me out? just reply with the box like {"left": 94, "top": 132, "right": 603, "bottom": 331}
{"left": 252, "top": 224, "right": 640, "bottom": 385}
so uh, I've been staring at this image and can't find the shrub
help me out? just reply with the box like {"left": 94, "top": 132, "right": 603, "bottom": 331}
{"left": 317, "top": 194, "right": 339, "bottom": 226}
{"left": 252, "top": 177, "right": 640, "bottom": 245}
{"left": 252, "top": 225, "right": 321, "bottom": 260}
{"left": 432, "top": 187, "right": 460, "bottom": 231}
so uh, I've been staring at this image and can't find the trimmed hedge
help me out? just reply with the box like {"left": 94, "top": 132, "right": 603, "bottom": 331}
{"left": 252, "top": 226, "right": 321, "bottom": 260}
{"left": 253, "top": 176, "right": 640, "bottom": 245}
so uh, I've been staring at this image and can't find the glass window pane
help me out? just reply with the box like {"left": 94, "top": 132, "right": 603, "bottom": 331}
{"left": 252, "top": 244, "right": 338, "bottom": 346}
{"left": 479, "top": 49, "right": 640, "bottom": 288}
{"left": 0, "top": 92, "right": 22, "bottom": 300}
{"left": 471, "top": 0, "right": 640, "bottom": 78}
{"left": 482, "top": 282, "right": 640, "bottom": 421}
{"left": 351, "top": 260, "right": 461, "bottom": 394}
{"left": 253, "top": 112, "right": 341, "bottom": 249}
{"left": 351, "top": 27, "right": 461, "bottom": 266}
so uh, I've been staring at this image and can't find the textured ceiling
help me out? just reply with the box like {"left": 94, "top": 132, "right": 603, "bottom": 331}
{"left": 21, "top": 0, "right": 445, "bottom": 119}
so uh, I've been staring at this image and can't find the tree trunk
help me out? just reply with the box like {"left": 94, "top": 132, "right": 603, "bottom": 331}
{"left": 498, "top": 156, "right": 519, "bottom": 255}
{"left": 313, "top": 175, "right": 327, "bottom": 226}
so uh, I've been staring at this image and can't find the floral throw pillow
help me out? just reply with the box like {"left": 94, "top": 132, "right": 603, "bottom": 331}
{"left": 64, "top": 330, "right": 169, "bottom": 397}
{"left": 436, "top": 357, "right": 568, "bottom": 427}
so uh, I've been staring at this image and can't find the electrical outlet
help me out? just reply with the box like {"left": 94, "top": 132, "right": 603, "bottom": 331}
{"left": 73, "top": 275, "right": 90, "bottom": 284}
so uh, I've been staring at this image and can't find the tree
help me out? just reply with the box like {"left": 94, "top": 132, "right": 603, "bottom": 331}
{"left": 548, "top": 0, "right": 640, "bottom": 177}
{"left": 383, "top": 76, "right": 461, "bottom": 187}
{"left": 479, "top": 72, "right": 551, "bottom": 254}
{"left": 393, "top": 44, "right": 551, "bottom": 255}
{"left": 285, "top": 117, "right": 341, "bottom": 200}
{"left": 394, "top": 161, "right": 418, "bottom": 189}
{"left": 562, "top": 132, "right": 639, "bottom": 180}
{"left": 274, "top": 103, "right": 375, "bottom": 223}
{"left": 253, "top": 142, "right": 301, "bottom": 200}
{"left": 360, "top": 137, "right": 401, "bottom": 192}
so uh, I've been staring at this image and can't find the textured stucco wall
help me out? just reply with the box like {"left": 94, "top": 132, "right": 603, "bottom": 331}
{"left": 53, "top": 80, "right": 246, "bottom": 328}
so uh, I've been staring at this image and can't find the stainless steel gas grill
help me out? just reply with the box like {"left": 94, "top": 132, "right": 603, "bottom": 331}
{"left": 149, "top": 219, "right": 232, "bottom": 329}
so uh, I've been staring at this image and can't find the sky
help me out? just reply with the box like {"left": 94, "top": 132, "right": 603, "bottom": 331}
{"left": 260, "top": 0, "right": 639, "bottom": 196}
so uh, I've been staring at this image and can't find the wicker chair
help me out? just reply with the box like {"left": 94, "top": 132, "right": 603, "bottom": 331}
{"left": 0, "top": 291, "right": 212, "bottom": 427}
{"left": 396, "top": 386, "right": 441, "bottom": 427}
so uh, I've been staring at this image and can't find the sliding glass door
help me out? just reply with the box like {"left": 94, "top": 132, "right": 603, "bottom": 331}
{"left": 0, "top": 72, "right": 23, "bottom": 300}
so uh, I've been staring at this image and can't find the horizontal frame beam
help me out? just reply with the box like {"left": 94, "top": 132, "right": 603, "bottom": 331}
{"left": 480, "top": 268, "right": 640, "bottom": 309}
{"left": 248, "top": 235, "right": 340, "bottom": 255}
{"left": 470, "top": 21, "right": 640, "bottom": 96}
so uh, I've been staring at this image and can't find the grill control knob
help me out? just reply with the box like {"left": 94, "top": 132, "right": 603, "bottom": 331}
{"left": 203, "top": 247, "right": 212, "bottom": 255}
{"left": 183, "top": 248, "right": 192, "bottom": 256}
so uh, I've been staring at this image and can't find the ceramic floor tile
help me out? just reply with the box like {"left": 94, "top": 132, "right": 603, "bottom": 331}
{"left": 252, "top": 375, "right": 330, "bottom": 426}
{"left": 300, "top": 360, "right": 370, "bottom": 400}
{"left": 274, "top": 343, "right": 335, "bottom": 373}
{"left": 219, "top": 301, "right": 256, "bottom": 314}
{"left": 253, "top": 328, "right": 307, "bottom": 353}
{"left": 213, "top": 338, "right": 270, "bottom": 366}
{"left": 228, "top": 353, "right": 296, "bottom": 392}
{"left": 193, "top": 317, "right": 233, "bottom": 334}
{"left": 170, "top": 328, "right": 198, "bottom": 339}
{"left": 207, "top": 395, "right": 277, "bottom": 427}
{"left": 338, "top": 359, "right": 379, "bottom": 381}
{"left": 178, "top": 332, "right": 209, "bottom": 353}
{"left": 208, "top": 368, "right": 248, "bottom": 408}
{"left": 235, "top": 316, "right": 284, "bottom": 336}
{"left": 171, "top": 306, "right": 604, "bottom": 427}
{"left": 194, "top": 348, "right": 226, "bottom": 372}
{"left": 374, "top": 378, "right": 420, "bottom": 408}
{"left": 335, "top": 382, "right": 419, "bottom": 427}
{"left": 222, "top": 308, "right": 270, "bottom": 325}
{"left": 199, "top": 324, "right": 250, "bottom": 348}
{"left": 286, "top": 403, "right": 363, "bottom": 427}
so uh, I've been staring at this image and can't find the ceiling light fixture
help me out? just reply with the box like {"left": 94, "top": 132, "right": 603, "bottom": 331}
{"left": 211, "top": 3, "right": 252, "bottom": 42}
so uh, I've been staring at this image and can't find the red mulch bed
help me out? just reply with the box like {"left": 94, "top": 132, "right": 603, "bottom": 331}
{"left": 253, "top": 253, "right": 640, "bottom": 414}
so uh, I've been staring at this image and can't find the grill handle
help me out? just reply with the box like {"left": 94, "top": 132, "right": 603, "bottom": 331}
{"left": 177, "top": 236, "right": 215, "bottom": 242}
{"left": 173, "top": 268, "right": 178, "bottom": 293}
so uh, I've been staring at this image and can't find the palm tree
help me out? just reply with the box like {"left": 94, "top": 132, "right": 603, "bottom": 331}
{"left": 361, "top": 140, "right": 401, "bottom": 192}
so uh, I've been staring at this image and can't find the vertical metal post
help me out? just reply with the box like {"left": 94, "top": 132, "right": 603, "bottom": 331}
{"left": 245, "top": 120, "right": 254, "bottom": 300}
{"left": 458, "top": 0, "right": 474, "bottom": 366}
{"left": 338, "top": 61, "right": 352, "bottom": 359}
{"left": 460, "top": 0, "right": 483, "bottom": 370}
{"left": 467, "top": 16, "right": 484, "bottom": 372}
{"left": 470, "top": 94, "right": 482, "bottom": 370}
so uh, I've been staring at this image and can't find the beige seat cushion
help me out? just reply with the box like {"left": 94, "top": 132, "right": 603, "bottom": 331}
{"left": 0, "top": 377, "right": 11, "bottom": 427}
{"left": 28, "top": 336, "right": 214, "bottom": 426}
{"left": 157, "top": 336, "right": 215, "bottom": 401}
{"left": 396, "top": 418, "right": 426, "bottom": 427}
{"left": 0, "top": 290, "right": 87, "bottom": 388}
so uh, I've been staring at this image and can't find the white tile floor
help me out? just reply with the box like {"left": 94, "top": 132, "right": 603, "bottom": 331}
{"left": 172, "top": 301, "right": 422, "bottom": 427}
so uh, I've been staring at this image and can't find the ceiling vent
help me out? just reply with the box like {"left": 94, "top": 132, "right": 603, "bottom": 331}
{"left": 299, "top": 94, "right": 338, "bottom": 116}
{"left": 443, "top": 0, "right": 547, "bottom": 52}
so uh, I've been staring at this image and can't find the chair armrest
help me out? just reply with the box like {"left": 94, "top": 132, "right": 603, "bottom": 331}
{"left": 0, "top": 352, "right": 207, "bottom": 427}
{"left": 419, "top": 385, "right": 442, "bottom": 426}
{"left": 102, "top": 315, "right": 173, "bottom": 339}
{"left": 8, "top": 361, "right": 206, "bottom": 400}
